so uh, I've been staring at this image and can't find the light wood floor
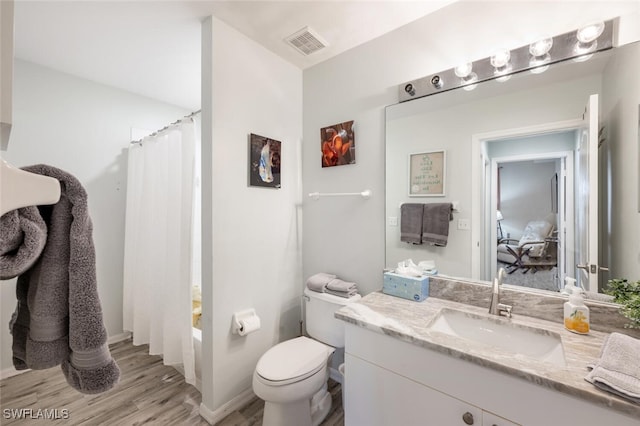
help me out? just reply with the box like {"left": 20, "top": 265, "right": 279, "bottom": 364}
{"left": 0, "top": 339, "right": 344, "bottom": 425}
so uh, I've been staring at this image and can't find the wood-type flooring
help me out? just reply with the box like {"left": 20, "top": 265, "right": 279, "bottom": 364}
{"left": 0, "top": 339, "right": 343, "bottom": 425}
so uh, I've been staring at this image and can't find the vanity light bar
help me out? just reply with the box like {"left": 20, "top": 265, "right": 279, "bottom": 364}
{"left": 398, "top": 19, "right": 616, "bottom": 103}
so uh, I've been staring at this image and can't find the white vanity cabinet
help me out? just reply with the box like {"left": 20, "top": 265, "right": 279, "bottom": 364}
{"left": 346, "top": 353, "right": 518, "bottom": 426}
{"left": 346, "top": 352, "right": 485, "bottom": 425}
{"left": 343, "top": 323, "right": 640, "bottom": 426}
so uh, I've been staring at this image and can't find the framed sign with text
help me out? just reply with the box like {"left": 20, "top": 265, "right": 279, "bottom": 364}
{"left": 408, "top": 150, "right": 446, "bottom": 196}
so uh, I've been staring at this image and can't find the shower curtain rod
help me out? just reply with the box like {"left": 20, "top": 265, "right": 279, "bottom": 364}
{"left": 130, "top": 109, "right": 201, "bottom": 145}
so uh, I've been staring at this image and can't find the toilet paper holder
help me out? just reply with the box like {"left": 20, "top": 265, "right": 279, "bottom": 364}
{"left": 232, "top": 308, "right": 261, "bottom": 335}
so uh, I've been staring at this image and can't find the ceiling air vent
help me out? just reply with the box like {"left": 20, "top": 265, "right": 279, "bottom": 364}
{"left": 285, "top": 26, "right": 328, "bottom": 56}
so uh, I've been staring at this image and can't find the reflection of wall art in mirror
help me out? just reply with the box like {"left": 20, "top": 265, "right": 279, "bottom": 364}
{"left": 321, "top": 120, "right": 355, "bottom": 167}
{"left": 249, "top": 133, "right": 281, "bottom": 189}
{"left": 408, "top": 150, "right": 446, "bottom": 197}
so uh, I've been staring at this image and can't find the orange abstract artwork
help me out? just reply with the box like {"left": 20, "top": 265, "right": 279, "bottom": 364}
{"left": 320, "top": 120, "right": 355, "bottom": 168}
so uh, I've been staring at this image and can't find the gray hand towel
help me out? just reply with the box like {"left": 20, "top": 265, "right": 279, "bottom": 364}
{"left": 0, "top": 207, "right": 47, "bottom": 279}
{"left": 326, "top": 278, "right": 357, "bottom": 293}
{"left": 585, "top": 332, "right": 640, "bottom": 403}
{"left": 422, "top": 203, "right": 453, "bottom": 247}
{"left": 400, "top": 203, "right": 424, "bottom": 244}
{"left": 306, "top": 273, "right": 336, "bottom": 292}
{"left": 9, "top": 164, "right": 120, "bottom": 394}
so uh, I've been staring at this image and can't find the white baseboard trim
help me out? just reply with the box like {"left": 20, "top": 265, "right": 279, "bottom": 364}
{"left": 107, "top": 332, "right": 132, "bottom": 345}
{"left": 0, "top": 366, "right": 28, "bottom": 381}
{"left": 199, "top": 387, "right": 256, "bottom": 425}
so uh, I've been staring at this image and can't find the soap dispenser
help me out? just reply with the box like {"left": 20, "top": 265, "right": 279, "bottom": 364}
{"left": 563, "top": 277, "right": 590, "bottom": 334}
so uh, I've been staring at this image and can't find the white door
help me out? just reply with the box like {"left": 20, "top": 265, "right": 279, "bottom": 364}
{"left": 575, "top": 94, "right": 599, "bottom": 291}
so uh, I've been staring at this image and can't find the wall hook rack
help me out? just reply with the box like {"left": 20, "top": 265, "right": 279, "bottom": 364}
{"left": 308, "top": 189, "right": 372, "bottom": 200}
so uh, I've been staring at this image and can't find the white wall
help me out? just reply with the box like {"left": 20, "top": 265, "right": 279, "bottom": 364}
{"left": 499, "top": 160, "right": 558, "bottom": 241}
{"left": 302, "top": 1, "right": 640, "bottom": 295}
{"left": 601, "top": 41, "right": 640, "bottom": 284}
{"left": 200, "top": 16, "right": 302, "bottom": 416}
{"left": 0, "top": 60, "right": 189, "bottom": 373}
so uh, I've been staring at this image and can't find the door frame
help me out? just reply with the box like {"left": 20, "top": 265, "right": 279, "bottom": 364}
{"left": 471, "top": 118, "right": 583, "bottom": 281}
{"left": 489, "top": 151, "right": 573, "bottom": 288}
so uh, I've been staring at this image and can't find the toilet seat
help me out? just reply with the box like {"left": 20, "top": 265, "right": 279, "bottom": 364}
{"left": 255, "top": 337, "right": 333, "bottom": 386}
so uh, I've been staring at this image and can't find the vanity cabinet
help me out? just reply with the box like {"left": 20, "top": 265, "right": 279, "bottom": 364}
{"left": 346, "top": 353, "right": 518, "bottom": 426}
{"left": 343, "top": 323, "right": 640, "bottom": 426}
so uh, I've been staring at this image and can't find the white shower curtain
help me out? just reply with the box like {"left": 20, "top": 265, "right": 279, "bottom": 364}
{"left": 123, "top": 118, "right": 197, "bottom": 386}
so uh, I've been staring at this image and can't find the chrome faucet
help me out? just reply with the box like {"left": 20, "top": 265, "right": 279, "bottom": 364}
{"left": 489, "top": 268, "right": 512, "bottom": 318}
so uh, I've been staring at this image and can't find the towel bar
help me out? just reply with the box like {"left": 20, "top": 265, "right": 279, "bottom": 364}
{"left": 308, "top": 190, "right": 372, "bottom": 200}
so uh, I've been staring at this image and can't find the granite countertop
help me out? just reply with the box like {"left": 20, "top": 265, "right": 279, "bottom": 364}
{"left": 335, "top": 291, "right": 640, "bottom": 419}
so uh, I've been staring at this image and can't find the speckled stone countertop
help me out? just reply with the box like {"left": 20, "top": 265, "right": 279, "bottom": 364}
{"left": 335, "top": 289, "right": 640, "bottom": 419}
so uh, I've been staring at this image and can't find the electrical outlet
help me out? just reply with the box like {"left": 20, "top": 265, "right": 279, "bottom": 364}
{"left": 388, "top": 216, "right": 398, "bottom": 226}
{"left": 457, "top": 219, "right": 470, "bottom": 230}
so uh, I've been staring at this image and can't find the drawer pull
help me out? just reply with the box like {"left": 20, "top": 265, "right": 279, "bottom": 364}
{"left": 462, "top": 411, "right": 474, "bottom": 425}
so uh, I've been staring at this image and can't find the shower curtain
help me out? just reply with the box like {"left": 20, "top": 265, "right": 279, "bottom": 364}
{"left": 123, "top": 117, "right": 197, "bottom": 386}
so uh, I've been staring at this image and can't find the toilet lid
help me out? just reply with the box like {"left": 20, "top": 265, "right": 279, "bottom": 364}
{"left": 256, "top": 336, "right": 332, "bottom": 384}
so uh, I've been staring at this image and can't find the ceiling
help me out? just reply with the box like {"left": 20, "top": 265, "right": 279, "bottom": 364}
{"left": 13, "top": 1, "right": 456, "bottom": 111}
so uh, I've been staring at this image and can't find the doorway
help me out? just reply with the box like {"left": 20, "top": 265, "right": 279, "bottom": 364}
{"left": 490, "top": 152, "right": 570, "bottom": 291}
{"left": 471, "top": 121, "right": 583, "bottom": 291}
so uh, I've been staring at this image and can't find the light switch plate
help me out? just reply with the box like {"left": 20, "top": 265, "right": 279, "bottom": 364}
{"left": 457, "top": 219, "right": 470, "bottom": 230}
{"left": 388, "top": 216, "right": 398, "bottom": 226}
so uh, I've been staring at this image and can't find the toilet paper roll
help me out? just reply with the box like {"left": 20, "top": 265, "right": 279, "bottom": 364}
{"left": 238, "top": 316, "right": 261, "bottom": 336}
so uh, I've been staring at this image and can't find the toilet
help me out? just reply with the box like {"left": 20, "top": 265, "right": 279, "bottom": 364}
{"left": 252, "top": 287, "right": 361, "bottom": 426}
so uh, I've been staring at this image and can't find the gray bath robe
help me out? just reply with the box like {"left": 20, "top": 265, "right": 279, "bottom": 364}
{"left": 4, "top": 164, "right": 119, "bottom": 394}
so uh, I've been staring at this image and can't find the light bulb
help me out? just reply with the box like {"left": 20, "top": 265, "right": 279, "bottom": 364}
{"left": 574, "top": 39, "right": 597, "bottom": 56}
{"left": 490, "top": 49, "right": 511, "bottom": 68}
{"left": 577, "top": 22, "right": 605, "bottom": 43}
{"left": 529, "top": 38, "right": 553, "bottom": 57}
{"left": 461, "top": 72, "right": 478, "bottom": 90}
{"left": 529, "top": 53, "right": 550, "bottom": 74}
{"left": 454, "top": 63, "right": 473, "bottom": 78}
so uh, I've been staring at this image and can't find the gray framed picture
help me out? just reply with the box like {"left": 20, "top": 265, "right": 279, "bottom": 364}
{"left": 408, "top": 150, "right": 446, "bottom": 197}
{"left": 249, "top": 133, "right": 281, "bottom": 189}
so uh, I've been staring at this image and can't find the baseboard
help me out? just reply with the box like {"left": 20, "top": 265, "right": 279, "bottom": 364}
{"left": 1, "top": 366, "right": 28, "bottom": 381}
{"left": 107, "top": 332, "right": 132, "bottom": 345}
{"left": 199, "top": 387, "right": 256, "bottom": 425}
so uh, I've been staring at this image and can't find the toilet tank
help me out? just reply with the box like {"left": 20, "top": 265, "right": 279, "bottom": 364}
{"left": 304, "top": 287, "right": 361, "bottom": 347}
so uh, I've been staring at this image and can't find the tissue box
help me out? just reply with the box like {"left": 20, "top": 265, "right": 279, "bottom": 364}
{"left": 383, "top": 272, "right": 429, "bottom": 302}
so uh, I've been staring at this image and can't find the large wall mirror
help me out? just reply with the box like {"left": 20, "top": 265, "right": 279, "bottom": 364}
{"left": 385, "top": 40, "right": 640, "bottom": 296}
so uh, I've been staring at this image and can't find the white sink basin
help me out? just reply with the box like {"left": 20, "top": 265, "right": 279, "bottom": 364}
{"left": 428, "top": 308, "right": 566, "bottom": 367}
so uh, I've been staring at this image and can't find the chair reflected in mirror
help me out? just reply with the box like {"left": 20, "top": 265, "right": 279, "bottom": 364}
{"left": 497, "top": 220, "right": 558, "bottom": 274}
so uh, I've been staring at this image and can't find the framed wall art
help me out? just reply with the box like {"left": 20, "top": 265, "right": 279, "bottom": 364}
{"left": 321, "top": 120, "right": 355, "bottom": 167}
{"left": 249, "top": 133, "right": 281, "bottom": 189}
{"left": 408, "top": 150, "right": 446, "bottom": 196}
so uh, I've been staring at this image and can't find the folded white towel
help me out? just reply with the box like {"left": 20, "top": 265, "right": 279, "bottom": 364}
{"left": 326, "top": 289, "right": 358, "bottom": 299}
{"left": 306, "top": 273, "right": 336, "bottom": 293}
{"left": 326, "top": 278, "right": 357, "bottom": 293}
{"left": 585, "top": 332, "right": 640, "bottom": 403}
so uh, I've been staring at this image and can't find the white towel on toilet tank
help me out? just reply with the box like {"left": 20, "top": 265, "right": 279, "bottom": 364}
{"left": 306, "top": 273, "right": 336, "bottom": 292}
{"left": 326, "top": 279, "right": 358, "bottom": 298}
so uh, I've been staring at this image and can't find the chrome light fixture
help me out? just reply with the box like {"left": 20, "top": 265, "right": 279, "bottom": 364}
{"left": 398, "top": 19, "right": 614, "bottom": 102}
